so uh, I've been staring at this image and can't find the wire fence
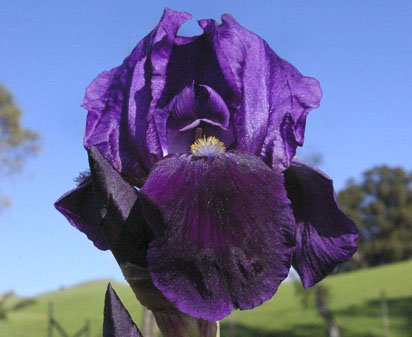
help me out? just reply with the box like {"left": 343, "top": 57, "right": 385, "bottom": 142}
{"left": 47, "top": 303, "right": 90, "bottom": 337}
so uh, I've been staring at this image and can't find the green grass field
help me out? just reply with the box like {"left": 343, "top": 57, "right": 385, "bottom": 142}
{"left": 1, "top": 260, "right": 411, "bottom": 337}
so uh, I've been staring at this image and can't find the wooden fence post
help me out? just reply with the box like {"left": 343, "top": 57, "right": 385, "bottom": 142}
{"left": 381, "top": 291, "right": 390, "bottom": 337}
{"left": 48, "top": 303, "right": 53, "bottom": 337}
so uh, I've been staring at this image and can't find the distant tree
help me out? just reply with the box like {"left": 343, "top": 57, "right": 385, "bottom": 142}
{"left": 0, "top": 291, "right": 13, "bottom": 320}
{"left": 338, "top": 166, "right": 412, "bottom": 269}
{"left": 0, "top": 290, "right": 37, "bottom": 320}
{"left": 0, "top": 85, "right": 39, "bottom": 209}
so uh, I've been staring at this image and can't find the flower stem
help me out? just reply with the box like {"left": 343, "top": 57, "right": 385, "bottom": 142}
{"left": 153, "top": 311, "right": 219, "bottom": 337}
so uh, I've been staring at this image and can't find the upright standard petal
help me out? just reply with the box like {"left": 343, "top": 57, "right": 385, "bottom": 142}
{"left": 140, "top": 152, "right": 295, "bottom": 321}
{"left": 104, "top": 284, "right": 143, "bottom": 337}
{"left": 284, "top": 160, "right": 358, "bottom": 288}
{"left": 152, "top": 26, "right": 236, "bottom": 156}
{"left": 83, "top": 9, "right": 192, "bottom": 184}
{"left": 200, "top": 15, "right": 322, "bottom": 170}
{"left": 163, "top": 83, "right": 232, "bottom": 154}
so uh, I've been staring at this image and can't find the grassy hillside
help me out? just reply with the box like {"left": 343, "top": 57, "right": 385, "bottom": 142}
{"left": 227, "top": 260, "right": 412, "bottom": 337}
{"left": 1, "top": 260, "right": 411, "bottom": 337}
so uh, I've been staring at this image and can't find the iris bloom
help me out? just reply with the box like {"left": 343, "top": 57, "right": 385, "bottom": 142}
{"left": 56, "top": 8, "right": 357, "bottom": 335}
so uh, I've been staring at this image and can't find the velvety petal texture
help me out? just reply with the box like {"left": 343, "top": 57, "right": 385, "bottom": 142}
{"left": 141, "top": 152, "right": 295, "bottom": 320}
{"left": 284, "top": 160, "right": 358, "bottom": 288}
{"left": 104, "top": 284, "right": 143, "bottom": 337}
{"left": 200, "top": 15, "right": 322, "bottom": 170}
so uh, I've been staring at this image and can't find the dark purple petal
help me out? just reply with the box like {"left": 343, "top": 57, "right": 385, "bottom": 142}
{"left": 83, "top": 9, "right": 320, "bottom": 175}
{"left": 154, "top": 38, "right": 236, "bottom": 155}
{"left": 55, "top": 146, "right": 151, "bottom": 260}
{"left": 88, "top": 147, "right": 151, "bottom": 267}
{"left": 197, "top": 84, "right": 230, "bottom": 129}
{"left": 200, "top": 15, "right": 322, "bottom": 170}
{"left": 104, "top": 284, "right": 143, "bottom": 337}
{"left": 164, "top": 83, "right": 232, "bottom": 154}
{"left": 157, "top": 84, "right": 198, "bottom": 156}
{"left": 284, "top": 160, "right": 358, "bottom": 288}
{"left": 88, "top": 147, "right": 138, "bottom": 222}
{"left": 168, "top": 84, "right": 198, "bottom": 128}
{"left": 83, "top": 9, "right": 192, "bottom": 183}
{"left": 140, "top": 152, "right": 295, "bottom": 321}
{"left": 166, "top": 84, "right": 229, "bottom": 130}
{"left": 157, "top": 25, "right": 236, "bottom": 116}
{"left": 152, "top": 17, "right": 237, "bottom": 155}
{"left": 55, "top": 176, "right": 108, "bottom": 250}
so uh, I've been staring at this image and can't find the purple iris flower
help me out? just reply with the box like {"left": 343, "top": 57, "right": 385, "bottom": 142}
{"left": 56, "top": 8, "right": 357, "bottom": 325}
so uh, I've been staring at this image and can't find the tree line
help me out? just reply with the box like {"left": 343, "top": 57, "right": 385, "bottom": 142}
{"left": 338, "top": 165, "right": 412, "bottom": 270}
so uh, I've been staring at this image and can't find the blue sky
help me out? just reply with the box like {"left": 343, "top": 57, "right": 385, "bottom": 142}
{"left": 1, "top": 0, "right": 411, "bottom": 296}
